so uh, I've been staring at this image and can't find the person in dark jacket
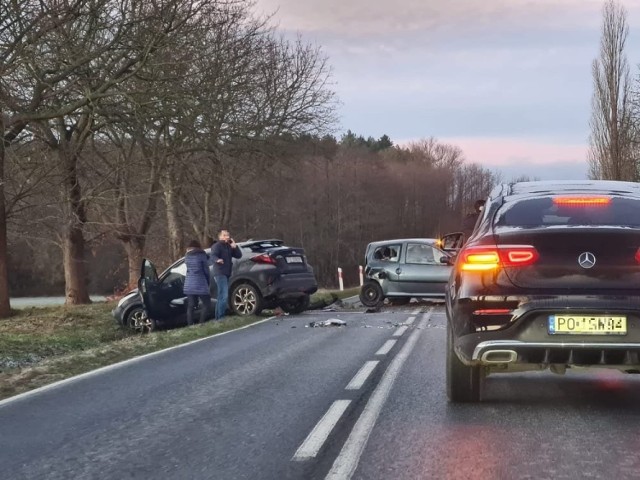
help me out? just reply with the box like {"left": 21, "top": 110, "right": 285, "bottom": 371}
{"left": 210, "top": 229, "right": 242, "bottom": 320}
{"left": 183, "top": 240, "right": 212, "bottom": 325}
{"left": 461, "top": 199, "right": 486, "bottom": 242}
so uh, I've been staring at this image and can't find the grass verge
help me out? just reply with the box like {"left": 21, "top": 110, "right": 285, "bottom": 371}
{"left": 0, "top": 288, "right": 356, "bottom": 401}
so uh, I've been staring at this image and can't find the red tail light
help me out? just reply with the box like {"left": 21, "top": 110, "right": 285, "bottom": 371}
{"left": 251, "top": 254, "right": 276, "bottom": 265}
{"left": 635, "top": 248, "right": 640, "bottom": 264}
{"left": 460, "top": 245, "right": 539, "bottom": 271}
{"left": 553, "top": 196, "right": 611, "bottom": 206}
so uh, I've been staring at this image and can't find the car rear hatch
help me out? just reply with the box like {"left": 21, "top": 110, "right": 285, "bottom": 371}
{"left": 491, "top": 194, "right": 640, "bottom": 290}
{"left": 264, "top": 247, "right": 310, "bottom": 274}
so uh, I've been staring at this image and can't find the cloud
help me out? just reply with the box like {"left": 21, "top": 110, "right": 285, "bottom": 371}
{"left": 439, "top": 136, "right": 587, "bottom": 166}
{"left": 256, "top": 0, "right": 615, "bottom": 37}
{"left": 438, "top": 136, "right": 590, "bottom": 180}
{"left": 394, "top": 135, "right": 589, "bottom": 178}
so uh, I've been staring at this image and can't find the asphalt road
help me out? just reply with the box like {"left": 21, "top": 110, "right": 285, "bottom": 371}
{"left": 3, "top": 304, "right": 640, "bottom": 479}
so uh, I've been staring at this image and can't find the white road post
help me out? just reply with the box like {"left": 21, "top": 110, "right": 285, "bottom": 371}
{"left": 358, "top": 265, "right": 364, "bottom": 286}
{"left": 338, "top": 267, "right": 344, "bottom": 291}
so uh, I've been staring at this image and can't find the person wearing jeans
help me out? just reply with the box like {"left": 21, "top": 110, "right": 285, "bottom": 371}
{"left": 183, "top": 240, "right": 212, "bottom": 325}
{"left": 211, "top": 229, "right": 242, "bottom": 319}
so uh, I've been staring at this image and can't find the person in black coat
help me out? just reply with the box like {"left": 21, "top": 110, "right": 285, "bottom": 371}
{"left": 210, "top": 229, "right": 242, "bottom": 319}
{"left": 462, "top": 199, "right": 486, "bottom": 242}
{"left": 183, "top": 240, "right": 212, "bottom": 325}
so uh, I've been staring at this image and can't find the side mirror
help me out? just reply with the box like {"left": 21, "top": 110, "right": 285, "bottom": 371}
{"left": 440, "top": 256, "right": 451, "bottom": 265}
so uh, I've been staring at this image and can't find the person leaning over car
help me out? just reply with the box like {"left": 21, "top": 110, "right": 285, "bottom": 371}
{"left": 184, "top": 239, "right": 212, "bottom": 326}
{"left": 211, "top": 230, "right": 242, "bottom": 320}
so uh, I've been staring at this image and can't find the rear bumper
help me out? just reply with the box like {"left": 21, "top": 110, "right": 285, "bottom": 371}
{"left": 263, "top": 273, "right": 318, "bottom": 299}
{"left": 455, "top": 312, "right": 640, "bottom": 368}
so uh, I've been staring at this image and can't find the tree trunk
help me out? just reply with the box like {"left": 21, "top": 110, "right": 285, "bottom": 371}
{"left": 61, "top": 145, "right": 91, "bottom": 305}
{"left": 124, "top": 237, "right": 145, "bottom": 289}
{"left": 163, "top": 175, "right": 183, "bottom": 259}
{"left": 0, "top": 123, "right": 11, "bottom": 317}
{"left": 63, "top": 225, "right": 91, "bottom": 304}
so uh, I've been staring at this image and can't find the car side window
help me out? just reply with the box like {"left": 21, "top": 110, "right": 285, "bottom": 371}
{"left": 373, "top": 244, "right": 401, "bottom": 262}
{"left": 160, "top": 263, "right": 186, "bottom": 291}
{"left": 431, "top": 246, "right": 448, "bottom": 264}
{"left": 406, "top": 244, "right": 442, "bottom": 265}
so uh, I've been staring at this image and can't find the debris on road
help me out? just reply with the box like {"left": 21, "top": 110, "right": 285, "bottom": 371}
{"left": 308, "top": 319, "right": 347, "bottom": 328}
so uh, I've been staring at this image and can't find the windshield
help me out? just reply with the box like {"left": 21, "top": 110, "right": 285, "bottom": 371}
{"left": 495, "top": 196, "right": 640, "bottom": 228}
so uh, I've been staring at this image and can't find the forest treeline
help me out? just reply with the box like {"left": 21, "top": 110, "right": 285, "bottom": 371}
{"left": 8, "top": 132, "right": 496, "bottom": 295}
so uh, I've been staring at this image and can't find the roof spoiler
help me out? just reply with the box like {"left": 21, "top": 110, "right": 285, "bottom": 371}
{"left": 240, "top": 239, "right": 285, "bottom": 247}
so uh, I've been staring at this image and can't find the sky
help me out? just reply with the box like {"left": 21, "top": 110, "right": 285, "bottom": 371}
{"left": 254, "top": 0, "right": 640, "bottom": 181}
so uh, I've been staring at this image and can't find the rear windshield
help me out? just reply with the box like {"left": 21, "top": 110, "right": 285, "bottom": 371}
{"left": 495, "top": 196, "right": 640, "bottom": 228}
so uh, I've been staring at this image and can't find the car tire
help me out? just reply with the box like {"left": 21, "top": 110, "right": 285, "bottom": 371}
{"left": 389, "top": 297, "right": 411, "bottom": 306}
{"left": 359, "top": 281, "right": 384, "bottom": 308}
{"left": 126, "top": 306, "right": 156, "bottom": 334}
{"left": 446, "top": 323, "right": 482, "bottom": 402}
{"left": 280, "top": 295, "right": 310, "bottom": 314}
{"left": 231, "top": 283, "right": 264, "bottom": 316}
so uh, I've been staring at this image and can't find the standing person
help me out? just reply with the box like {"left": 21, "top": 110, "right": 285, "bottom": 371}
{"left": 183, "top": 240, "right": 212, "bottom": 326}
{"left": 461, "top": 199, "right": 486, "bottom": 242}
{"left": 211, "top": 230, "right": 242, "bottom": 320}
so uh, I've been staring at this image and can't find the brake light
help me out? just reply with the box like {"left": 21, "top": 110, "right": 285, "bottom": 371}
{"left": 553, "top": 196, "right": 611, "bottom": 206}
{"left": 635, "top": 248, "right": 640, "bottom": 264}
{"left": 460, "top": 245, "right": 539, "bottom": 271}
{"left": 251, "top": 254, "right": 276, "bottom": 265}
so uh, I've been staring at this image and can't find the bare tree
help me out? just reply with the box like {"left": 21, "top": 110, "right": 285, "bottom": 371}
{"left": 2, "top": 0, "right": 218, "bottom": 307}
{"left": 588, "top": 0, "right": 636, "bottom": 181}
{"left": 0, "top": 0, "right": 90, "bottom": 315}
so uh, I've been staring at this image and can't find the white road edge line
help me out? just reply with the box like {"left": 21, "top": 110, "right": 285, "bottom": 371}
{"left": 375, "top": 340, "right": 397, "bottom": 356}
{"left": 292, "top": 400, "right": 352, "bottom": 461}
{"left": 326, "top": 308, "right": 432, "bottom": 480}
{"left": 345, "top": 361, "right": 379, "bottom": 390}
{"left": 0, "top": 316, "right": 277, "bottom": 409}
{"left": 405, "top": 316, "right": 416, "bottom": 325}
{"left": 393, "top": 325, "right": 408, "bottom": 337}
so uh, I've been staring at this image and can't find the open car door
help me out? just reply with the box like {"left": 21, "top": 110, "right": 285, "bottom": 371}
{"left": 138, "top": 259, "right": 164, "bottom": 319}
{"left": 138, "top": 258, "right": 191, "bottom": 325}
{"left": 439, "top": 232, "right": 465, "bottom": 258}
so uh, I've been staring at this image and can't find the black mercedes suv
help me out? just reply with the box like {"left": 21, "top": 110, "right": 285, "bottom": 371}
{"left": 446, "top": 180, "right": 640, "bottom": 402}
{"left": 112, "top": 239, "right": 317, "bottom": 331}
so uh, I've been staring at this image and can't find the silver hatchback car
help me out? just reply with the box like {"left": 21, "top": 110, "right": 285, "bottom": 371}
{"left": 359, "top": 238, "right": 452, "bottom": 307}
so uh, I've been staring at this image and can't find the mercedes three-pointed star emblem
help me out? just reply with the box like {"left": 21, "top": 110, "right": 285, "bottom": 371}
{"left": 578, "top": 251, "right": 596, "bottom": 269}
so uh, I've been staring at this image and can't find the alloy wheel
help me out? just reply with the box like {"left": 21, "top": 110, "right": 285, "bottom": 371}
{"left": 233, "top": 286, "right": 257, "bottom": 315}
{"left": 128, "top": 308, "right": 154, "bottom": 334}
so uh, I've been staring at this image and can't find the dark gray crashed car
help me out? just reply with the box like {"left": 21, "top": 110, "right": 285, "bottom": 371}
{"left": 112, "top": 239, "right": 318, "bottom": 331}
{"left": 359, "top": 238, "right": 452, "bottom": 307}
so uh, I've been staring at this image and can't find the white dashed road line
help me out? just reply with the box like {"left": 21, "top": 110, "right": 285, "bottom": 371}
{"left": 393, "top": 326, "right": 408, "bottom": 337}
{"left": 345, "top": 361, "right": 379, "bottom": 390}
{"left": 292, "top": 307, "right": 434, "bottom": 471}
{"left": 292, "top": 400, "right": 352, "bottom": 461}
{"left": 325, "top": 311, "right": 431, "bottom": 480}
{"left": 375, "top": 340, "right": 397, "bottom": 356}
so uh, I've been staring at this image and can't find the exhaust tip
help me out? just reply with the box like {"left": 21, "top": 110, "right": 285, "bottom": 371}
{"left": 481, "top": 350, "right": 517, "bottom": 364}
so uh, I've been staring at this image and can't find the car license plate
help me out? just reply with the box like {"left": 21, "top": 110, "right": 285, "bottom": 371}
{"left": 548, "top": 315, "right": 627, "bottom": 335}
{"left": 286, "top": 256, "right": 303, "bottom": 264}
